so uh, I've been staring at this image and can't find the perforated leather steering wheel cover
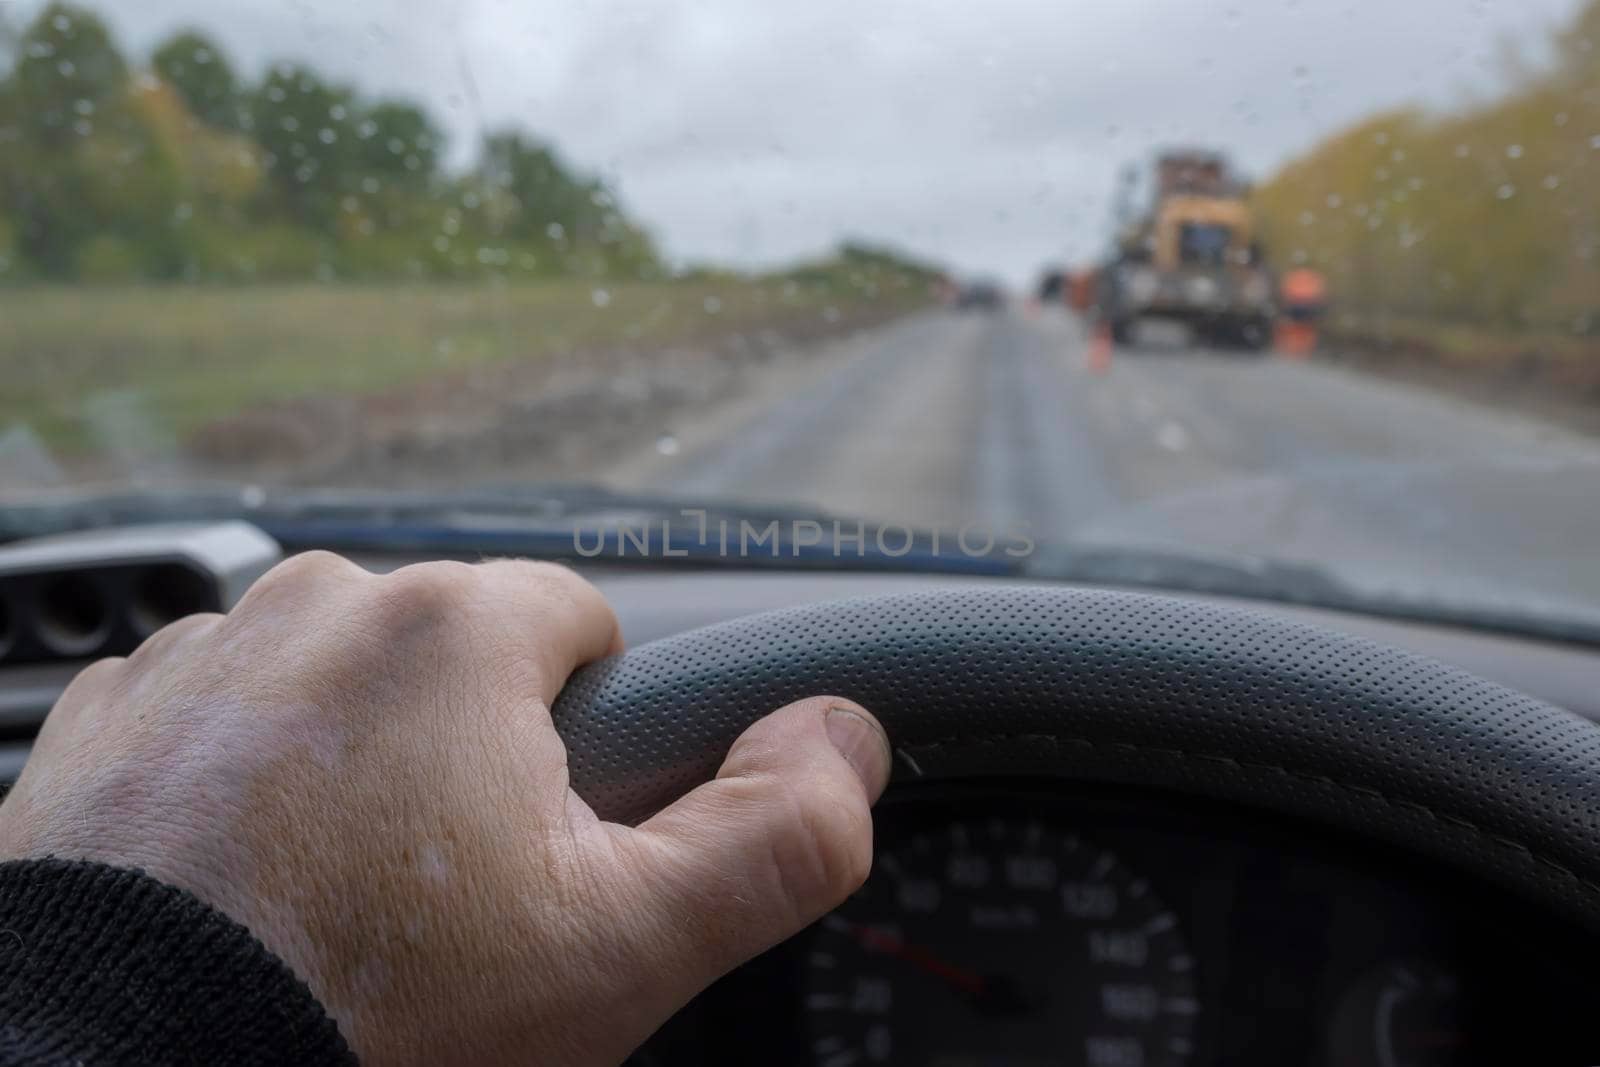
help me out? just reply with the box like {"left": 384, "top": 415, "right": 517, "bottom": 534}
{"left": 552, "top": 587, "right": 1600, "bottom": 931}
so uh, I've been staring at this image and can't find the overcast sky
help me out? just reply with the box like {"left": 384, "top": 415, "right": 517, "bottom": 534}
{"left": 40, "top": 0, "right": 1590, "bottom": 283}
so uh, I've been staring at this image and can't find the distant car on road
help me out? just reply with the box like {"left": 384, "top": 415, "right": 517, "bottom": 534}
{"left": 956, "top": 280, "right": 1005, "bottom": 311}
{"left": 1037, "top": 269, "right": 1066, "bottom": 303}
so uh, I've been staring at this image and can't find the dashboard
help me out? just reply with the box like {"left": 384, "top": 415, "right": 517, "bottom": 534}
{"left": 3, "top": 543, "right": 1599, "bottom": 1066}
{"left": 635, "top": 784, "right": 1594, "bottom": 1067}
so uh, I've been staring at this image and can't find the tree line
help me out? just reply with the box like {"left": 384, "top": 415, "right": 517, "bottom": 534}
{"left": 1253, "top": 0, "right": 1600, "bottom": 333}
{"left": 0, "top": 3, "right": 662, "bottom": 283}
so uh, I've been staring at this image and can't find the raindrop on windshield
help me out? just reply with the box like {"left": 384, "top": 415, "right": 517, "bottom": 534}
{"left": 655, "top": 434, "right": 681, "bottom": 457}
{"left": 318, "top": 128, "right": 338, "bottom": 145}
{"left": 1542, "top": 174, "right": 1561, "bottom": 190}
{"left": 591, "top": 288, "right": 612, "bottom": 308}
{"left": 1505, "top": 144, "right": 1524, "bottom": 159}
{"left": 1496, "top": 183, "right": 1517, "bottom": 200}
{"left": 703, "top": 296, "right": 723, "bottom": 315}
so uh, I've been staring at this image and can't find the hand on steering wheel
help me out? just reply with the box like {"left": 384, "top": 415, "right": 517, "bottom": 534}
{"left": 0, "top": 554, "right": 892, "bottom": 1066}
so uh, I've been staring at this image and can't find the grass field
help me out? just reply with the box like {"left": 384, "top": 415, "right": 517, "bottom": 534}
{"left": 1, "top": 279, "right": 923, "bottom": 455}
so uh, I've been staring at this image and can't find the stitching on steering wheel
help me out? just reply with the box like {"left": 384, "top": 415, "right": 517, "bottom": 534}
{"left": 904, "top": 733, "right": 1600, "bottom": 897}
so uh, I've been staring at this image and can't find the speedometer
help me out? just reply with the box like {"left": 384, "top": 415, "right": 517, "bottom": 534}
{"left": 802, "top": 818, "right": 1198, "bottom": 1067}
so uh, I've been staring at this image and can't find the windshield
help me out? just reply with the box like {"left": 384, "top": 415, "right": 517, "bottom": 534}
{"left": 2, "top": 0, "right": 1598, "bottom": 638}
{"left": 1178, "top": 224, "right": 1233, "bottom": 267}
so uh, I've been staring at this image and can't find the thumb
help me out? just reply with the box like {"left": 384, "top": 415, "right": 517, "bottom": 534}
{"left": 616, "top": 696, "right": 891, "bottom": 987}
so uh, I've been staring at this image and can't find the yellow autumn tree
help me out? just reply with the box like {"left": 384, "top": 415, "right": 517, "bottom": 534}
{"left": 1255, "top": 0, "right": 1600, "bottom": 332}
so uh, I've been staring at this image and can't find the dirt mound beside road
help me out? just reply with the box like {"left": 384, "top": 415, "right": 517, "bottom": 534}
{"left": 187, "top": 300, "right": 919, "bottom": 488}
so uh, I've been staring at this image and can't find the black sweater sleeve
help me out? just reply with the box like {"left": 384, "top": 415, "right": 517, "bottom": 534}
{"left": 0, "top": 858, "right": 354, "bottom": 1065}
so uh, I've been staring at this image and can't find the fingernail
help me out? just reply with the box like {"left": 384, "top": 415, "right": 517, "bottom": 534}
{"left": 826, "top": 705, "right": 892, "bottom": 801}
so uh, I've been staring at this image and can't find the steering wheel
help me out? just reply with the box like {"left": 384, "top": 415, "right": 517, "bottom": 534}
{"left": 553, "top": 587, "right": 1600, "bottom": 933}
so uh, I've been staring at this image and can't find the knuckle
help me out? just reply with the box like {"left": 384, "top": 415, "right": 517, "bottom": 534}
{"left": 367, "top": 562, "right": 476, "bottom": 633}
{"left": 261, "top": 550, "right": 359, "bottom": 590}
{"left": 505, "top": 559, "right": 592, "bottom": 603}
{"left": 764, "top": 780, "right": 873, "bottom": 918}
{"left": 59, "top": 656, "right": 127, "bottom": 699}
{"left": 381, "top": 561, "right": 473, "bottom": 605}
{"left": 128, "top": 612, "right": 221, "bottom": 662}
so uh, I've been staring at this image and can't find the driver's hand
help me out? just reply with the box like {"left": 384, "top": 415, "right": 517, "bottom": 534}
{"left": 0, "top": 554, "right": 892, "bottom": 1065}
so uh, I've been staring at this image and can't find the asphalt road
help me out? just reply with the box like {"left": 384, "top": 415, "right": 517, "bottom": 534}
{"left": 607, "top": 307, "right": 1600, "bottom": 624}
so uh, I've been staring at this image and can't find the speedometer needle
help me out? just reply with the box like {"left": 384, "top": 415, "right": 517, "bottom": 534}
{"left": 830, "top": 917, "right": 989, "bottom": 998}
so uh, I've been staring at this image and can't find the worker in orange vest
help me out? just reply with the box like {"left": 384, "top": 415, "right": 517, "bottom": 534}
{"left": 1276, "top": 268, "right": 1327, "bottom": 357}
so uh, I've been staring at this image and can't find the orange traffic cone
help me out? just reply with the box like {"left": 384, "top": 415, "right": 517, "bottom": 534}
{"left": 1086, "top": 322, "right": 1113, "bottom": 374}
{"left": 1275, "top": 320, "right": 1317, "bottom": 359}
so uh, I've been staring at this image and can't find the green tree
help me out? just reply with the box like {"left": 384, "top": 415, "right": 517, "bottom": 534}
{"left": 1255, "top": 0, "right": 1600, "bottom": 331}
{"left": 248, "top": 64, "right": 359, "bottom": 229}
{"left": 0, "top": 2, "right": 188, "bottom": 278}
{"left": 355, "top": 100, "right": 440, "bottom": 184}
{"left": 0, "top": 8, "right": 662, "bottom": 283}
{"left": 11, "top": 2, "right": 126, "bottom": 145}
{"left": 482, "top": 131, "right": 609, "bottom": 243}
{"left": 152, "top": 30, "right": 243, "bottom": 131}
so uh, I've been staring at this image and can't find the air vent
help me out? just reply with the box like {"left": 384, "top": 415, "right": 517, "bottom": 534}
{"left": 35, "top": 571, "right": 115, "bottom": 658}
{"left": 0, "top": 522, "right": 282, "bottom": 792}
{"left": 0, "top": 594, "right": 14, "bottom": 661}
{"left": 128, "top": 562, "right": 219, "bottom": 638}
{"left": 0, "top": 522, "right": 281, "bottom": 668}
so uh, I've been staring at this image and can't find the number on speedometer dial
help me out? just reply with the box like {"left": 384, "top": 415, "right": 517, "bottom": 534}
{"left": 803, "top": 819, "right": 1198, "bottom": 1067}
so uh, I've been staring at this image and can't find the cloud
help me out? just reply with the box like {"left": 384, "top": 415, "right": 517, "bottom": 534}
{"left": 36, "top": 0, "right": 1589, "bottom": 284}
